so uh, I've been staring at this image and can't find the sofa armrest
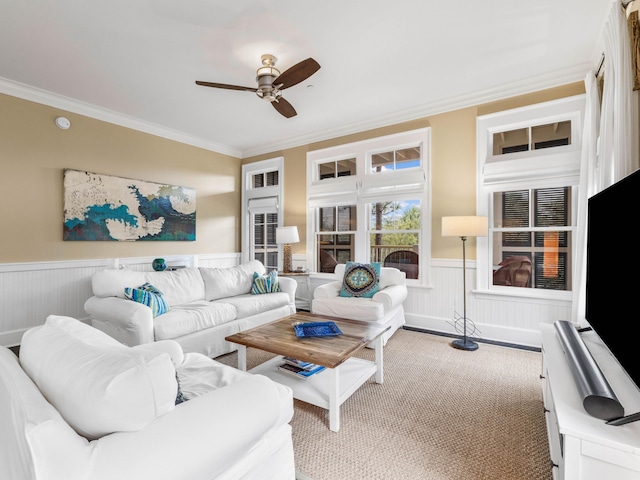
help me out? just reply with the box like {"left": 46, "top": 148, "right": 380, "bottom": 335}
{"left": 132, "top": 340, "right": 185, "bottom": 367}
{"left": 277, "top": 276, "right": 297, "bottom": 306}
{"left": 84, "top": 296, "right": 154, "bottom": 346}
{"left": 372, "top": 284, "right": 408, "bottom": 310}
{"left": 313, "top": 280, "right": 342, "bottom": 299}
{"left": 88, "top": 375, "right": 290, "bottom": 480}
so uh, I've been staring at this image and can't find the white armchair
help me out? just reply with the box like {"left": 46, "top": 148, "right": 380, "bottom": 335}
{"left": 311, "top": 264, "right": 407, "bottom": 346}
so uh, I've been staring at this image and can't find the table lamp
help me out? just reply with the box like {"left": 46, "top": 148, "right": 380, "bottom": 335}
{"left": 276, "top": 226, "right": 299, "bottom": 273}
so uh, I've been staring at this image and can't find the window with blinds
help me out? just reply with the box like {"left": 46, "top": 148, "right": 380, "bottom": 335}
{"left": 252, "top": 212, "right": 278, "bottom": 271}
{"left": 492, "top": 187, "right": 571, "bottom": 290}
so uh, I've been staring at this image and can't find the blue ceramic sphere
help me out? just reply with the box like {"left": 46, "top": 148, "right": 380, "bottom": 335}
{"left": 152, "top": 258, "right": 166, "bottom": 271}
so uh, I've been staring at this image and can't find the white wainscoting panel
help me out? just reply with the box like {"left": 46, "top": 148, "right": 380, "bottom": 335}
{"left": 0, "top": 255, "right": 572, "bottom": 349}
{"left": 0, "top": 254, "right": 242, "bottom": 347}
{"left": 403, "top": 259, "right": 572, "bottom": 348}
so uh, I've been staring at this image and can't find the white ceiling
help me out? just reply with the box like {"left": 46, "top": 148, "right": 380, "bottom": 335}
{"left": 0, "top": 0, "right": 613, "bottom": 158}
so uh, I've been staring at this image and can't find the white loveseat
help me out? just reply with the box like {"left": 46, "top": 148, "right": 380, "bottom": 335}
{"left": 0, "top": 315, "right": 295, "bottom": 480}
{"left": 84, "top": 260, "right": 296, "bottom": 358}
{"left": 312, "top": 263, "right": 407, "bottom": 345}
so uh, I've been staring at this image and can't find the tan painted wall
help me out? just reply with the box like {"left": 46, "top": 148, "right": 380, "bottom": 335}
{"left": 1, "top": 82, "right": 588, "bottom": 264}
{"left": 0, "top": 93, "right": 241, "bottom": 263}
{"left": 244, "top": 82, "right": 586, "bottom": 260}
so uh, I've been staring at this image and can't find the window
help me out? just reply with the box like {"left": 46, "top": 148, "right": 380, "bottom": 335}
{"left": 371, "top": 147, "right": 420, "bottom": 172}
{"left": 252, "top": 212, "right": 278, "bottom": 271}
{"left": 492, "top": 187, "right": 572, "bottom": 290}
{"left": 242, "top": 158, "right": 284, "bottom": 271}
{"left": 317, "top": 205, "right": 356, "bottom": 271}
{"left": 369, "top": 199, "right": 420, "bottom": 279}
{"left": 317, "top": 158, "right": 356, "bottom": 180}
{"left": 477, "top": 95, "right": 585, "bottom": 297}
{"left": 307, "top": 128, "right": 430, "bottom": 282}
{"left": 492, "top": 120, "right": 572, "bottom": 156}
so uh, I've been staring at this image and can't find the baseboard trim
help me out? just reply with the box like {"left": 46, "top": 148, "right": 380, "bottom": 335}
{"left": 402, "top": 326, "right": 541, "bottom": 352}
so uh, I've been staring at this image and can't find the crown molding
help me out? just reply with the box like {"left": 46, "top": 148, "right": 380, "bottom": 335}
{"left": 1, "top": 61, "right": 590, "bottom": 160}
{"left": 0, "top": 77, "right": 242, "bottom": 158}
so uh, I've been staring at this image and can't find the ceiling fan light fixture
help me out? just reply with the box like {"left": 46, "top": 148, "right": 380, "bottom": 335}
{"left": 256, "top": 65, "right": 280, "bottom": 78}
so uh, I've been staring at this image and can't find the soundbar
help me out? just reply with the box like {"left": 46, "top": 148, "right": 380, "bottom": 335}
{"left": 554, "top": 320, "right": 624, "bottom": 421}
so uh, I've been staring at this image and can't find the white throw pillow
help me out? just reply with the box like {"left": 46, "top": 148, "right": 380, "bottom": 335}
{"left": 19, "top": 315, "right": 177, "bottom": 440}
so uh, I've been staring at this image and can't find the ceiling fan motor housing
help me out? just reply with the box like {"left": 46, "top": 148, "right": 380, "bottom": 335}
{"left": 255, "top": 54, "right": 281, "bottom": 102}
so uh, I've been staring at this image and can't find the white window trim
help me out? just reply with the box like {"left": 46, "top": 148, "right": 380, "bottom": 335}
{"left": 306, "top": 128, "right": 431, "bottom": 285}
{"left": 241, "top": 157, "right": 284, "bottom": 264}
{"left": 476, "top": 95, "right": 585, "bottom": 299}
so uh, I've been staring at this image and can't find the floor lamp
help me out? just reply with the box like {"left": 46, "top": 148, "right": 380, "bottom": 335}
{"left": 442, "top": 215, "right": 488, "bottom": 351}
{"left": 276, "top": 226, "right": 299, "bottom": 273}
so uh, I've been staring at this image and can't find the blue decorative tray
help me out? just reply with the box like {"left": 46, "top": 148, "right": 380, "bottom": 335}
{"left": 293, "top": 321, "right": 343, "bottom": 338}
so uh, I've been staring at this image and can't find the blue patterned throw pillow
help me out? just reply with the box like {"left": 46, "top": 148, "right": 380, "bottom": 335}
{"left": 339, "top": 262, "right": 381, "bottom": 298}
{"left": 251, "top": 271, "right": 280, "bottom": 294}
{"left": 124, "top": 282, "right": 169, "bottom": 317}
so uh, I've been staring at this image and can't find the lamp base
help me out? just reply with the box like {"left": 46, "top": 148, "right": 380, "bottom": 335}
{"left": 283, "top": 244, "right": 293, "bottom": 273}
{"left": 451, "top": 338, "right": 479, "bottom": 351}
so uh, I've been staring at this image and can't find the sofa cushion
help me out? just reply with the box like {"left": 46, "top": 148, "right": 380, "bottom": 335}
{"left": 153, "top": 301, "right": 237, "bottom": 341}
{"left": 143, "top": 267, "right": 205, "bottom": 306}
{"left": 340, "top": 262, "right": 381, "bottom": 298}
{"left": 19, "top": 315, "right": 177, "bottom": 440}
{"left": 124, "top": 283, "right": 169, "bottom": 317}
{"left": 251, "top": 271, "right": 280, "bottom": 294}
{"left": 200, "top": 260, "right": 266, "bottom": 301}
{"left": 213, "top": 292, "right": 291, "bottom": 319}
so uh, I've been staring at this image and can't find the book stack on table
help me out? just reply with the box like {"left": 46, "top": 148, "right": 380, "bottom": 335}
{"left": 278, "top": 356, "right": 326, "bottom": 379}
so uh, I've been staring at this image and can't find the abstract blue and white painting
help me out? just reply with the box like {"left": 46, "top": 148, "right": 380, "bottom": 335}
{"left": 63, "top": 169, "right": 196, "bottom": 241}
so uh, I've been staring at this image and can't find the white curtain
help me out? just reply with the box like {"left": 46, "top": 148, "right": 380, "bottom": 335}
{"left": 597, "top": 1, "right": 638, "bottom": 190}
{"left": 571, "top": 71, "right": 600, "bottom": 327}
{"left": 571, "top": 0, "right": 639, "bottom": 326}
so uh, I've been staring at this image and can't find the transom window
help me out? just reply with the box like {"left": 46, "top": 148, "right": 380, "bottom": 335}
{"left": 318, "top": 158, "right": 356, "bottom": 180}
{"left": 492, "top": 120, "right": 572, "bottom": 155}
{"left": 371, "top": 147, "right": 421, "bottom": 172}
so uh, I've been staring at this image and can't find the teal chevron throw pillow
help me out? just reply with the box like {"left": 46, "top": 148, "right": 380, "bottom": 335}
{"left": 339, "top": 262, "right": 381, "bottom": 298}
{"left": 124, "top": 282, "right": 169, "bottom": 317}
{"left": 251, "top": 271, "right": 280, "bottom": 294}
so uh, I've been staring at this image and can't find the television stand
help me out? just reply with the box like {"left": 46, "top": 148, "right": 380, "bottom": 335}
{"left": 540, "top": 324, "right": 640, "bottom": 479}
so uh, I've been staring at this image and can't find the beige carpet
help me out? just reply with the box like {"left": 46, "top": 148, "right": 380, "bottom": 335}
{"left": 217, "top": 328, "right": 552, "bottom": 480}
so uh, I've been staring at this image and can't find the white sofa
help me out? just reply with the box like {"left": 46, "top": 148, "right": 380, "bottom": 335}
{"left": 0, "top": 315, "right": 295, "bottom": 480}
{"left": 312, "top": 263, "right": 407, "bottom": 345}
{"left": 84, "top": 260, "right": 296, "bottom": 358}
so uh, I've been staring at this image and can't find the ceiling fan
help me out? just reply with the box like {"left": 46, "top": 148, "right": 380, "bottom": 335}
{"left": 195, "top": 54, "right": 320, "bottom": 118}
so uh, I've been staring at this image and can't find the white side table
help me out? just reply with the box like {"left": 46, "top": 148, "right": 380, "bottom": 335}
{"left": 278, "top": 272, "right": 311, "bottom": 311}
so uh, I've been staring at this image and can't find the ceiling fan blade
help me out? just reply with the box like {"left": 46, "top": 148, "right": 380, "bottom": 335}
{"left": 272, "top": 97, "right": 297, "bottom": 118}
{"left": 195, "top": 81, "right": 257, "bottom": 92}
{"left": 274, "top": 58, "right": 320, "bottom": 90}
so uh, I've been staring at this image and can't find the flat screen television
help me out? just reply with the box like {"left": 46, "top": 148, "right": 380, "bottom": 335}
{"left": 586, "top": 168, "right": 640, "bottom": 393}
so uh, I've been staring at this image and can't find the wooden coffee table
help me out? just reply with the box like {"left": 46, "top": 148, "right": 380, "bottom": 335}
{"left": 225, "top": 312, "right": 389, "bottom": 432}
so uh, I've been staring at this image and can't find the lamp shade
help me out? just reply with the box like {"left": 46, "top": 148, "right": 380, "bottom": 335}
{"left": 442, "top": 216, "right": 488, "bottom": 237}
{"left": 276, "top": 226, "right": 299, "bottom": 244}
